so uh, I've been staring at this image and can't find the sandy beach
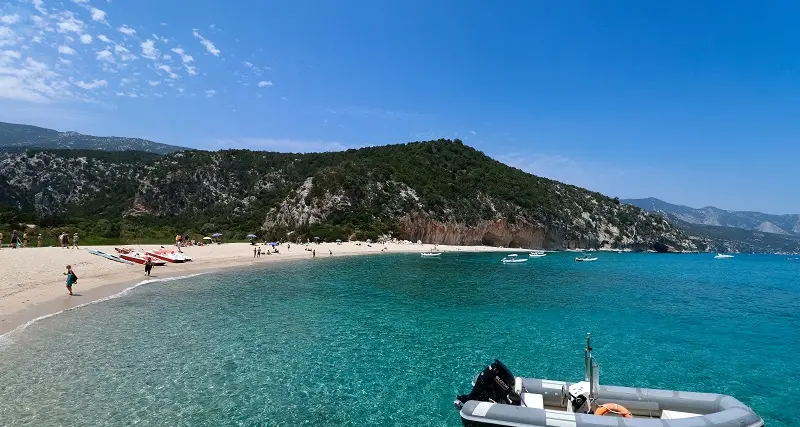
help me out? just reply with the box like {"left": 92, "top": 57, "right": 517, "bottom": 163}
{"left": 0, "top": 241, "right": 512, "bottom": 334}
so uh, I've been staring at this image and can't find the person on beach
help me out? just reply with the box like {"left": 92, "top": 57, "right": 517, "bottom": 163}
{"left": 257, "top": 247, "right": 262, "bottom": 257}
{"left": 312, "top": 249, "right": 316, "bottom": 258}
{"left": 22, "top": 232, "right": 28, "bottom": 248}
{"left": 329, "top": 249, "right": 332, "bottom": 256}
{"left": 72, "top": 232, "right": 79, "bottom": 249}
{"left": 11, "top": 230, "right": 19, "bottom": 248}
{"left": 253, "top": 246, "right": 257, "bottom": 258}
{"left": 64, "top": 265, "right": 77, "bottom": 295}
{"left": 37, "top": 233, "right": 42, "bottom": 247}
{"left": 144, "top": 257, "right": 153, "bottom": 276}
{"left": 0, "top": 231, "right": 3, "bottom": 249}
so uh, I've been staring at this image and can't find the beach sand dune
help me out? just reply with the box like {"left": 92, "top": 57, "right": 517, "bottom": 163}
{"left": 0, "top": 242, "right": 511, "bottom": 334}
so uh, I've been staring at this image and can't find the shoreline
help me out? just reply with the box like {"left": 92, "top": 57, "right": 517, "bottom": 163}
{"left": 0, "top": 242, "right": 512, "bottom": 336}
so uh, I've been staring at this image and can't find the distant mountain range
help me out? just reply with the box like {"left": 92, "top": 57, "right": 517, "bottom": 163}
{"left": 624, "top": 197, "right": 800, "bottom": 253}
{"left": 0, "top": 122, "right": 185, "bottom": 155}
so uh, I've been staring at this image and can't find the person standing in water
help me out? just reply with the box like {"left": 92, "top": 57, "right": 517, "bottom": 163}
{"left": 64, "top": 265, "right": 77, "bottom": 295}
{"left": 144, "top": 257, "right": 153, "bottom": 277}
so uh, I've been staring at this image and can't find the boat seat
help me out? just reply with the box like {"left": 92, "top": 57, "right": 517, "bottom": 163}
{"left": 522, "top": 393, "right": 544, "bottom": 409}
{"left": 661, "top": 410, "right": 701, "bottom": 419}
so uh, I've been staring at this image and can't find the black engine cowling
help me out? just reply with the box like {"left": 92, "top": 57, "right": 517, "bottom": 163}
{"left": 454, "top": 360, "right": 522, "bottom": 408}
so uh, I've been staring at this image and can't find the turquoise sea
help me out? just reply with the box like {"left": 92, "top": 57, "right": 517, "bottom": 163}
{"left": 0, "top": 252, "right": 798, "bottom": 426}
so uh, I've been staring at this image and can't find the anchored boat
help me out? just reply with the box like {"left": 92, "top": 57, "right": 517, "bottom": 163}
{"left": 454, "top": 334, "right": 763, "bottom": 427}
{"left": 502, "top": 254, "right": 528, "bottom": 264}
{"left": 574, "top": 255, "right": 598, "bottom": 262}
{"left": 714, "top": 253, "right": 734, "bottom": 259}
{"left": 529, "top": 250, "right": 546, "bottom": 258}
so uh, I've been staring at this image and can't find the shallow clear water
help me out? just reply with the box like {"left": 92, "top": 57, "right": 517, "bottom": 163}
{"left": 0, "top": 252, "right": 798, "bottom": 426}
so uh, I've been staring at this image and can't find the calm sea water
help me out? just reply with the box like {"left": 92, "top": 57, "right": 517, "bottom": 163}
{"left": 0, "top": 252, "right": 798, "bottom": 426}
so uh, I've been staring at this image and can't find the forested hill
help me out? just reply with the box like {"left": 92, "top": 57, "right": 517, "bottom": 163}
{"left": 0, "top": 121, "right": 185, "bottom": 155}
{"left": 0, "top": 140, "right": 695, "bottom": 250}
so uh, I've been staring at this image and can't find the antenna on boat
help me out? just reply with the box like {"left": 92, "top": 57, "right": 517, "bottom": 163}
{"left": 584, "top": 333, "right": 592, "bottom": 381}
{"left": 585, "top": 333, "right": 599, "bottom": 411}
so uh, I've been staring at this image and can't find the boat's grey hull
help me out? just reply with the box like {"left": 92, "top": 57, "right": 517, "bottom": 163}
{"left": 460, "top": 378, "right": 763, "bottom": 427}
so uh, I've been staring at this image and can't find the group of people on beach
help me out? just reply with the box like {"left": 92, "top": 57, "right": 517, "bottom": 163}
{"left": 0, "top": 230, "right": 79, "bottom": 249}
{"left": 59, "top": 232, "right": 79, "bottom": 249}
{"left": 0, "top": 230, "right": 40, "bottom": 248}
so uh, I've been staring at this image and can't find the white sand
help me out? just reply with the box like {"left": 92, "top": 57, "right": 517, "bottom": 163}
{"left": 0, "top": 242, "right": 512, "bottom": 334}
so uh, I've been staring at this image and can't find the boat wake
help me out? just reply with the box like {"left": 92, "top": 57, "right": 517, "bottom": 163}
{"left": 0, "top": 272, "right": 208, "bottom": 347}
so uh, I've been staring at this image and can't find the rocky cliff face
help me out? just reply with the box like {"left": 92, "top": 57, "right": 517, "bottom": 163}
{"left": 0, "top": 142, "right": 696, "bottom": 250}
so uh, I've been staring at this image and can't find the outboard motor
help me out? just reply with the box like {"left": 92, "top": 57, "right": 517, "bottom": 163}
{"left": 454, "top": 360, "right": 522, "bottom": 409}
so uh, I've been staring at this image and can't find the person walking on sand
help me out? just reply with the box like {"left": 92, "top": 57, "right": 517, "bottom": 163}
{"left": 144, "top": 256, "right": 153, "bottom": 277}
{"left": 73, "top": 232, "right": 79, "bottom": 249}
{"left": 329, "top": 249, "right": 332, "bottom": 256}
{"left": 312, "top": 249, "right": 316, "bottom": 258}
{"left": 64, "top": 265, "right": 77, "bottom": 295}
{"left": 257, "top": 247, "right": 262, "bottom": 258}
{"left": 253, "top": 246, "right": 257, "bottom": 258}
{"left": 11, "top": 230, "right": 19, "bottom": 248}
{"left": 37, "top": 233, "right": 42, "bottom": 247}
{"left": 22, "top": 232, "right": 28, "bottom": 248}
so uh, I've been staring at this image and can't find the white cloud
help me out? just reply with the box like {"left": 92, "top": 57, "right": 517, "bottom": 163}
{"left": 192, "top": 29, "right": 220, "bottom": 56}
{"left": 58, "top": 57, "right": 71, "bottom": 65}
{"left": 56, "top": 12, "right": 85, "bottom": 34}
{"left": 184, "top": 65, "right": 197, "bottom": 75}
{"left": 90, "top": 8, "right": 108, "bottom": 23}
{"left": 152, "top": 34, "right": 168, "bottom": 43}
{"left": 470, "top": 130, "right": 476, "bottom": 135}
{"left": 148, "top": 80, "right": 160, "bottom": 86}
{"left": 114, "top": 43, "right": 136, "bottom": 61}
{"left": 171, "top": 47, "right": 193, "bottom": 63}
{"left": 118, "top": 25, "right": 136, "bottom": 36}
{"left": 119, "top": 77, "right": 131, "bottom": 86}
{"left": 71, "top": 0, "right": 90, "bottom": 4}
{"left": 75, "top": 79, "right": 107, "bottom": 89}
{"left": 2, "top": 50, "right": 22, "bottom": 60}
{"left": 214, "top": 138, "right": 352, "bottom": 153}
{"left": 0, "top": 26, "right": 20, "bottom": 47}
{"left": 32, "top": 0, "right": 48, "bottom": 15}
{"left": 160, "top": 22, "right": 168, "bottom": 26}
{"left": 257, "top": 80, "right": 272, "bottom": 88}
{"left": 205, "top": 89, "right": 216, "bottom": 97}
{"left": 1, "top": 14, "right": 21, "bottom": 25}
{"left": 141, "top": 39, "right": 159, "bottom": 59}
{"left": 156, "top": 64, "right": 178, "bottom": 79}
{"left": 0, "top": 57, "right": 73, "bottom": 103}
{"left": 162, "top": 54, "right": 171, "bottom": 60}
{"left": 80, "top": 34, "right": 92, "bottom": 44}
{"left": 96, "top": 47, "right": 114, "bottom": 62}
{"left": 58, "top": 45, "right": 76, "bottom": 55}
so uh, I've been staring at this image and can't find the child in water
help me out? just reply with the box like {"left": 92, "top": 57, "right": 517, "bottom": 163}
{"left": 64, "top": 265, "right": 78, "bottom": 295}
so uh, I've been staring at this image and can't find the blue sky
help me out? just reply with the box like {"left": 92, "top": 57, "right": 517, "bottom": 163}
{"left": 2, "top": 0, "right": 800, "bottom": 213}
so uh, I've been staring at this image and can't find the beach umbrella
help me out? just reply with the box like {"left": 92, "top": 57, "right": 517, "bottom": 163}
{"left": 212, "top": 233, "right": 223, "bottom": 237}
{"left": 246, "top": 233, "right": 257, "bottom": 239}
{"left": 203, "top": 236, "right": 212, "bottom": 240}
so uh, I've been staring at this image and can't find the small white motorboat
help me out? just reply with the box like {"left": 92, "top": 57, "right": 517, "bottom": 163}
{"left": 575, "top": 255, "right": 598, "bottom": 262}
{"left": 714, "top": 253, "right": 734, "bottom": 259}
{"left": 529, "top": 250, "right": 546, "bottom": 258}
{"left": 502, "top": 254, "right": 528, "bottom": 264}
{"left": 421, "top": 252, "right": 442, "bottom": 257}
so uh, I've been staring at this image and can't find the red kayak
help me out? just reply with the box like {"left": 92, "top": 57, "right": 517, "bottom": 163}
{"left": 115, "top": 248, "right": 167, "bottom": 266}
{"left": 145, "top": 249, "right": 192, "bottom": 263}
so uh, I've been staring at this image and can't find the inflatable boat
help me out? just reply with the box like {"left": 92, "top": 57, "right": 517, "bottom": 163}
{"left": 455, "top": 335, "right": 763, "bottom": 427}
